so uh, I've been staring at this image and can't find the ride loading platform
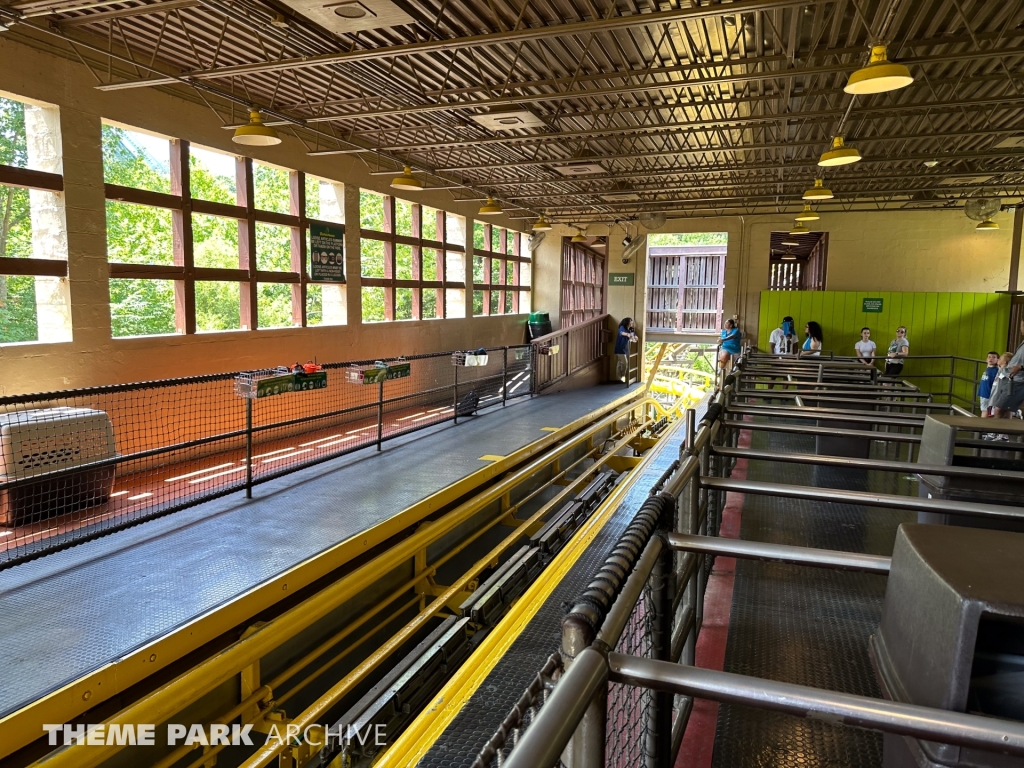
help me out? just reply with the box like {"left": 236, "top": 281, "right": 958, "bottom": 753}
{"left": 389, "top": 354, "right": 1024, "bottom": 768}
{"left": 0, "top": 378, "right": 670, "bottom": 768}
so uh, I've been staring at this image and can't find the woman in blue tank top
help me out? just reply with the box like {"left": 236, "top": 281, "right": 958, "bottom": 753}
{"left": 719, "top": 318, "right": 742, "bottom": 368}
{"left": 799, "top": 321, "right": 823, "bottom": 357}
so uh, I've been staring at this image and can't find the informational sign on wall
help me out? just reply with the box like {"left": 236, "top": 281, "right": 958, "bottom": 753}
{"left": 608, "top": 272, "right": 635, "bottom": 286}
{"left": 310, "top": 223, "right": 345, "bottom": 282}
{"left": 862, "top": 297, "right": 884, "bottom": 313}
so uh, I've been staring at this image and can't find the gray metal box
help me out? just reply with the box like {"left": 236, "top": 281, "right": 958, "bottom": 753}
{"left": 917, "top": 415, "right": 1024, "bottom": 530}
{"left": 871, "top": 524, "right": 1024, "bottom": 767}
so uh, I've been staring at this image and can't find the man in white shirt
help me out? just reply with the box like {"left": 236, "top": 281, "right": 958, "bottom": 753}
{"left": 855, "top": 327, "right": 876, "bottom": 367}
{"left": 768, "top": 316, "right": 795, "bottom": 355}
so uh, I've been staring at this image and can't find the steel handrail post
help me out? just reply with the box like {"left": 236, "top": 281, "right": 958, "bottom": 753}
{"left": 376, "top": 377, "right": 384, "bottom": 451}
{"left": 502, "top": 346, "right": 508, "bottom": 406}
{"left": 245, "top": 398, "right": 253, "bottom": 498}
{"left": 647, "top": 526, "right": 675, "bottom": 768}
{"left": 453, "top": 360, "right": 459, "bottom": 424}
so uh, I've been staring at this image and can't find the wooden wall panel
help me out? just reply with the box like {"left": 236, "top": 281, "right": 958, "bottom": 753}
{"left": 757, "top": 291, "right": 1011, "bottom": 405}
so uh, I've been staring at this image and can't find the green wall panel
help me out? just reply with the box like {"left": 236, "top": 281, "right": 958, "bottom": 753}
{"left": 756, "top": 291, "right": 1011, "bottom": 407}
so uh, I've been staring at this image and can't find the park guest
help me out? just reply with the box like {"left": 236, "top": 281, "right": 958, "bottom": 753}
{"left": 855, "top": 327, "right": 876, "bottom": 367}
{"left": 615, "top": 317, "right": 638, "bottom": 383}
{"left": 719, "top": 318, "right": 742, "bottom": 369}
{"left": 884, "top": 326, "right": 909, "bottom": 377}
{"left": 799, "top": 321, "right": 823, "bottom": 357}
{"left": 978, "top": 351, "right": 1000, "bottom": 417}
{"left": 769, "top": 316, "right": 796, "bottom": 355}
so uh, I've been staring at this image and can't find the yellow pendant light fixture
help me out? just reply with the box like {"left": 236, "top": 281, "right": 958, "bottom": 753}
{"left": 478, "top": 197, "right": 503, "bottom": 215}
{"left": 571, "top": 228, "right": 587, "bottom": 243}
{"left": 781, "top": 238, "right": 800, "bottom": 247}
{"left": 819, "top": 136, "right": 861, "bottom": 166}
{"left": 976, "top": 218, "right": 999, "bottom": 231}
{"left": 532, "top": 215, "right": 553, "bottom": 231}
{"left": 803, "top": 178, "right": 834, "bottom": 200}
{"left": 795, "top": 203, "right": 820, "bottom": 222}
{"left": 390, "top": 166, "right": 423, "bottom": 191}
{"left": 844, "top": 44, "right": 914, "bottom": 95}
{"left": 781, "top": 250, "right": 797, "bottom": 261}
{"left": 232, "top": 109, "right": 281, "bottom": 146}
{"left": 789, "top": 221, "right": 810, "bottom": 236}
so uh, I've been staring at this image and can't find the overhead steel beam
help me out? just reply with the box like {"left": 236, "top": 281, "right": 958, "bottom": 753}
{"left": 57, "top": 0, "right": 199, "bottom": 25}
{"left": 90, "top": 0, "right": 835, "bottom": 89}
{"left": 432, "top": 130, "right": 1024, "bottom": 173}
{"left": 321, "top": 102, "right": 1024, "bottom": 154}
{"left": 249, "top": 48, "right": 1023, "bottom": 130}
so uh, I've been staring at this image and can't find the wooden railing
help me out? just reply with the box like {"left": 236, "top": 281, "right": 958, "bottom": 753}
{"left": 531, "top": 314, "right": 610, "bottom": 391}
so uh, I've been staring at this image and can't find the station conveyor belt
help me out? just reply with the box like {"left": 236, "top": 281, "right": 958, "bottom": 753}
{"left": 0, "top": 385, "right": 640, "bottom": 736}
{"left": 392, "top": 397, "right": 708, "bottom": 768}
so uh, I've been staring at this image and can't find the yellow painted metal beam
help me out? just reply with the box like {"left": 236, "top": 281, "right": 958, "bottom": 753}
{"left": 376, "top": 416, "right": 683, "bottom": 767}
{"left": 24, "top": 391, "right": 646, "bottom": 768}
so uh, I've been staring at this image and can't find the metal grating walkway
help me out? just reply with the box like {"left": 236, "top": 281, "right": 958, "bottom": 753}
{"left": 710, "top": 423, "right": 916, "bottom": 768}
{"left": 0, "top": 384, "right": 639, "bottom": 721}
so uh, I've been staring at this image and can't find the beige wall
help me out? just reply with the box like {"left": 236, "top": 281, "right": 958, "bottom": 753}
{"left": 579, "top": 208, "right": 1018, "bottom": 351}
{"left": 0, "top": 38, "right": 534, "bottom": 396}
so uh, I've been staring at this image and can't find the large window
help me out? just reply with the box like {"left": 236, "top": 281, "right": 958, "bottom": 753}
{"left": 102, "top": 122, "right": 346, "bottom": 337}
{"left": 359, "top": 190, "right": 467, "bottom": 323}
{"left": 646, "top": 233, "right": 726, "bottom": 333}
{"left": 472, "top": 221, "right": 531, "bottom": 317}
{"left": 0, "top": 92, "right": 71, "bottom": 345}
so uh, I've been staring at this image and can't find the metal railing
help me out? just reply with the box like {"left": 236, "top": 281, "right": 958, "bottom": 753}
{"left": 745, "top": 350, "right": 988, "bottom": 412}
{"left": 531, "top": 314, "right": 610, "bottom": 391}
{"left": 0, "top": 344, "right": 533, "bottom": 568}
{"left": 487, "top": 352, "right": 1024, "bottom": 768}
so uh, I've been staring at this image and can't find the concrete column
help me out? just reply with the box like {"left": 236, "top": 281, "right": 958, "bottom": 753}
{"left": 343, "top": 183, "right": 361, "bottom": 325}
{"left": 319, "top": 180, "right": 347, "bottom": 325}
{"left": 25, "top": 103, "right": 72, "bottom": 342}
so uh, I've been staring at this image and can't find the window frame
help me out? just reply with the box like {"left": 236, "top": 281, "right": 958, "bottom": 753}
{"left": 104, "top": 135, "right": 344, "bottom": 334}
{"left": 473, "top": 222, "right": 529, "bottom": 316}
{"left": 359, "top": 192, "right": 465, "bottom": 321}
{"left": 0, "top": 164, "right": 67, "bottom": 280}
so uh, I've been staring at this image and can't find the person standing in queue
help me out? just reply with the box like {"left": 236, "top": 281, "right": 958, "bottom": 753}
{"left": 992, "top": 320, "right": 1024, "bottom": 420}
{"left": 769, "top": 316, "right": 796, "bottom": 355}
{"left": 855, "top": 327, "right": 876, "bottom": 367}
{"left": 719, "top": 317, "right": 742, "bottom": 369}
{"left": 799, "top": 321, "right": 823, "bottom": 357}
{"left": 615, "top": 317, "right": 638, "bottom": 384}
{"left": 884, "top": 326, "right": 909, "bottom": 377}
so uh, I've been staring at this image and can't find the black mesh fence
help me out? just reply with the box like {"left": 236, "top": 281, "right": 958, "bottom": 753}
{"left": 606, "top": 581, "right": 655, "bottom": 766}
{"left": 0, "top": 345, "right": 533, "bottom": 568}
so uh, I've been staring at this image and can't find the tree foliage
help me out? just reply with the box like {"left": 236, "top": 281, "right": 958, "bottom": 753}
{"left": 0, "top": 97, "right": 38, "bottom": 343}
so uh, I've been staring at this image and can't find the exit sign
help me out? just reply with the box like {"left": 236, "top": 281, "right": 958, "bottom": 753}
{"left": 862, "top": 298, "right": 884, "bottom": 313}
{"left": 609, "top": 273, "right": 634, "bottom": 286}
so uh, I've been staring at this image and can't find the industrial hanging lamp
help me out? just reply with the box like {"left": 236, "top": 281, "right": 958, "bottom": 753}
{"left": 781, "top": 238, "right": 800, "bottom": 247}
{"left": 789, "top": 221, "right": 810, "bottom": 235}
{"left": 803, "top": 178, "right": 834, "bottom": 200}
{"left": 818, "top": 136, "right": 861, "bottom": 166}
{"left": 532, "top": 215, "right": 553, "bottom": 231}
{"left": 795, "top": 203, "right": 820, "bottom": 222}
{"left": 390, "top": 166, "right": 423, "bottom": 191}
{"left": 571, "top": 228, "right": 587, "bottom": 243}
{"left": 478, "top": 197, "right": 503, "bottom": 215}
{"left": 976, "top": 218, "right": 999, "bottom": 231}
{"left": 232, "top": 109, "right": 281, "bottom": 146}
{"left": 781, "top": 250, "right": 797, "bottom": 261}
{"left": 844, "top": 44, "right": 913, "bottom": 95}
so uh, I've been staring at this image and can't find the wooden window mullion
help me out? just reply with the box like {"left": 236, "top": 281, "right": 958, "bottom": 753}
{"left": 512, "top": 232, "right": 521, "bottom": 314}
{"left": 290, "top": 171, "right": 306, "bottom": 327}
{"left": 170, "top": 139, "right": 195, "bottom": 334}
{"left": 383, "top": 194, "right": 395, "bottom": 321}
{"left": 411, "top": 203, "right": 422, "bottom": 319}
{"left": 236, "top": 157, "right": 257, "bottom": 330}
{"left": 437, "top": 209, "right": 446, "bottom": 319}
